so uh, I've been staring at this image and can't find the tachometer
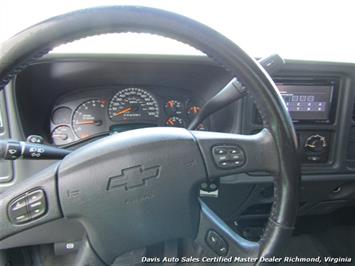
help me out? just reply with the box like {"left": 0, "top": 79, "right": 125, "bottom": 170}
{"left": 108, "top": 88, "right": 159, "bottom": 121}
{"left": 72, "top": 99, "right": 107, "bottom": 139}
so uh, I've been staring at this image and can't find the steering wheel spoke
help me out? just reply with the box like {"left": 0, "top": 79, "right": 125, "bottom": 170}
{"left": 192, "top": 128, "right": 280, "bottom": 179}
{"left": 195, "top": 200, "right": 259, "bottom": 263}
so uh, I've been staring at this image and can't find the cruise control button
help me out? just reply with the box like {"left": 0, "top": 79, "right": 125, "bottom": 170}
{"left": 14, "top": 213, "right": 31, "bottom": 223}
{"left": 10, "top": 196, "right": 26, "bottom": 211}
{"left": 28, "top": 199, "right": 46, "bottom": 218}
{"left": 231, "top": 154, "right": 244, "bottom": 160}
{"left": 212, "top": 145, "right": 246, "bottom": 169}
{"left": 27, "top": 190, "right": 44, "bottom": 204}
{"left": 214, "top": 148, "right": 227, "bottom": 155}
{"left": 219, "top": 161, "right": 229, "bottom": 167}
{"left": 233, "top": 160, "right": 243, "bottom": 166}
{"left": 27, "top": 190, "right": 47, "bottom": 219}
{"left": 216, "top": 155, "right": 228, "bottom": 161}
{"left": 8, "top": 189, "right": 47, "bottom": 224}
{"left": 8, "top": 195, "right": 30, "bottom": 224}
{"left": 30, "top": 206, "right": 46, "bottom": 219}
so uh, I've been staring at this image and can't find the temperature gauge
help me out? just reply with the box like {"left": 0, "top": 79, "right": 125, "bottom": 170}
{"left": 165, "top": 116, "right": 185, "bottom": 128}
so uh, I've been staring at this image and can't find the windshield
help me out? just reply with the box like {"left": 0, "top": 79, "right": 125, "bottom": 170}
{"left": 1, "top": 0, "right": 355, "bottom": 63}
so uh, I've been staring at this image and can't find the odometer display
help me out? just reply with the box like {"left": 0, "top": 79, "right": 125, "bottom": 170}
{"left": 108, "top": 88, "right": 159, "bottom": 121}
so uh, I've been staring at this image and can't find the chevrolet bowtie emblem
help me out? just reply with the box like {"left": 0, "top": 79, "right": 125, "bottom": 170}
{"left": 107, "top": 165, "right": 161, "bottom": 191}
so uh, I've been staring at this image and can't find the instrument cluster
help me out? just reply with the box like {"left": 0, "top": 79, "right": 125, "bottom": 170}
{"left": 50, "top": 87, "right": 208, "bottom": 146}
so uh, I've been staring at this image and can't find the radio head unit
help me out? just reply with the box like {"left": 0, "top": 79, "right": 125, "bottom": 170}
{"left": 256, "top": 78, "right": 338, "bottom": 124}
{"left": 276, "top": 82, "right": 334, "bottom": 121}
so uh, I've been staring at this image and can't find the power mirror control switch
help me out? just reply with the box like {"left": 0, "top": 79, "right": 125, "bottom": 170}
{"left": 212, "top": 145, "right": 245, "bottom": 169}
{"left": 8, "top": 189, "right": 47, "bottom": 224}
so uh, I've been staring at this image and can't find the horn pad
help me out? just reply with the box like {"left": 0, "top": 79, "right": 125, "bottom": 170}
{"left": 57, "top": 127, "right": 206, "bottom": 263}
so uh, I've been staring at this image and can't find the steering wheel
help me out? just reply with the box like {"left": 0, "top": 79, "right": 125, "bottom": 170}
{"left": 0, "top": 6, "right": 300, "bottom": 265}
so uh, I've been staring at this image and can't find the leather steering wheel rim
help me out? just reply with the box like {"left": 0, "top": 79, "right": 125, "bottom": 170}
{"left": 0, "top": 6, "right": 300, "bottom": 265}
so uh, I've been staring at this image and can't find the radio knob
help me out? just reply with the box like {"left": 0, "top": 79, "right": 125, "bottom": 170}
{"left": 304, "top": 134, "right": 327, "bottom": 152}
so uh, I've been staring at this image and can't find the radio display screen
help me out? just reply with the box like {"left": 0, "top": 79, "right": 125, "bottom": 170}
{"left": 276, "top": 83, "right": 333, "bottom": 121}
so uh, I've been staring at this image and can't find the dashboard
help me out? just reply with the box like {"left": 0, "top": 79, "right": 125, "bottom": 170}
{"left": 1, "top": 53, "right": 355, "bottom": 249}
{"left": 8, "top": 54, "right": 355, "bottom": 175}
{"left": 50, "top": 86, "right": 208, "bottom": 146}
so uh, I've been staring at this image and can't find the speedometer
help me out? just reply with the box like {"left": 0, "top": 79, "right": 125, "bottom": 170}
{"left": 108, "top": 88, "right": 159, "bottom": 121}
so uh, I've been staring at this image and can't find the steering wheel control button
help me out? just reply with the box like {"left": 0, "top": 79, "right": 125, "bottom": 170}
{"left": 206, "top": 230, "right": 229, "bottom": 256}
{"left": 28, "top": 190, "right": 44, "bottom": 203}
{"left": 214, "top": 147, "right": 227, "bottom": 155}
{"left": 27, "top": 190, "right": 47, "bottom": 219}
{"left": 212, "top": 145, "right": 245, "bottom": 169}
{"left": 7, "top": 189, "right": 47, "bottom": 224}
{"left": 5, "top": 141, "right": 22, "bottom": 160}
{"left": 8, "top": 195, "right": 30, "bottom": 224}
